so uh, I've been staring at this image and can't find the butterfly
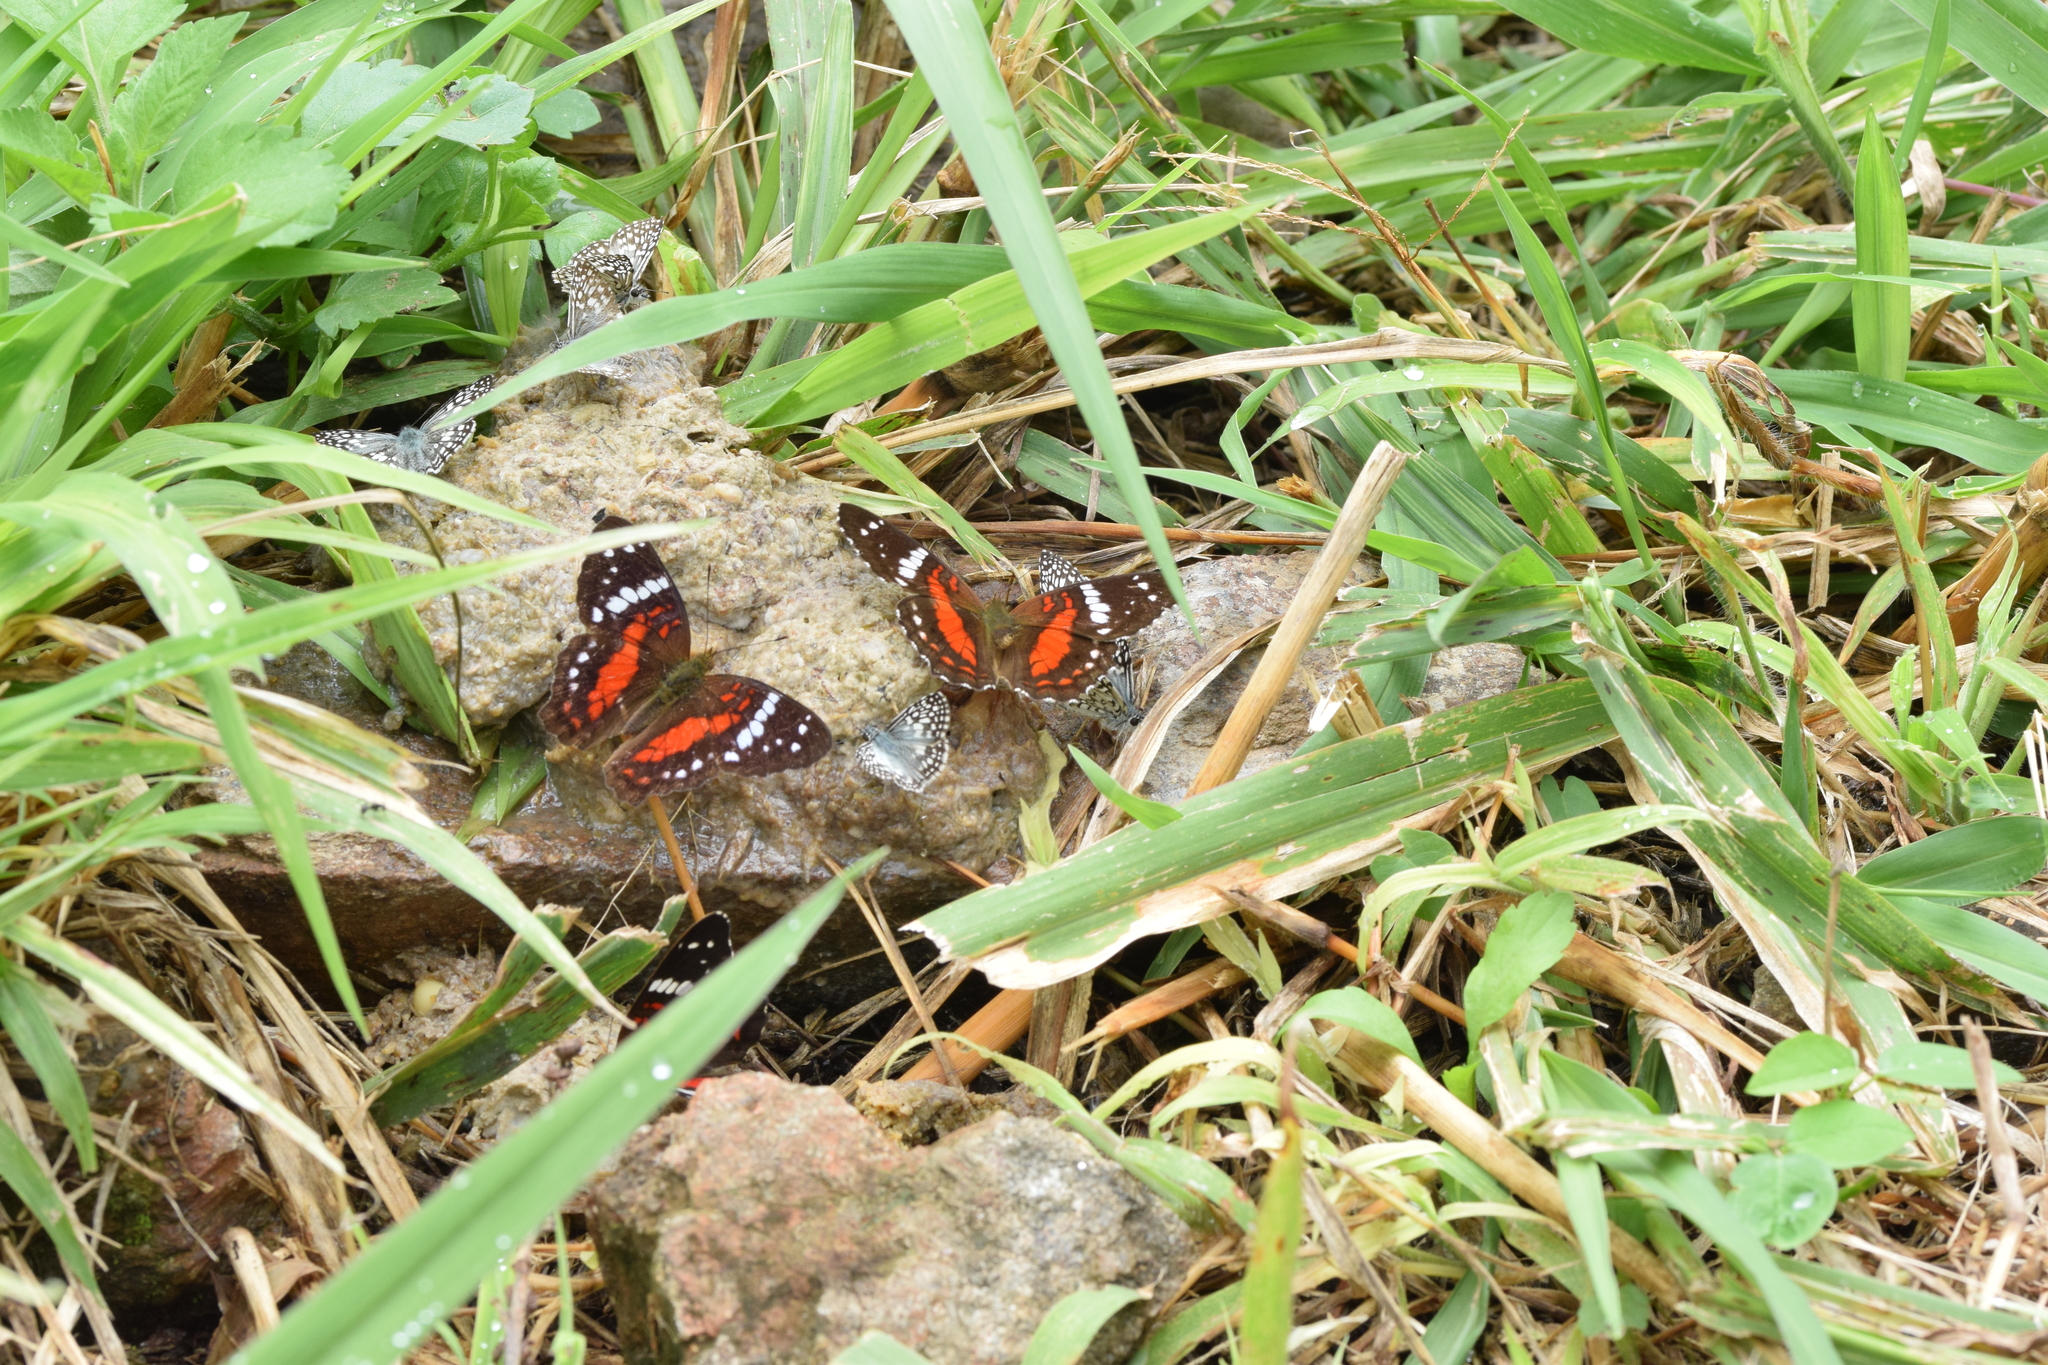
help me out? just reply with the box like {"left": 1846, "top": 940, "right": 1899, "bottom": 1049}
{"left": 838, "top": 504, "right": 1169, "bottom": 698}
{"left": 1037, "top": 550, "right": 1146, "bottom": 729}
{"left": 856, "top": 691, "right": 953, "bottom": 793}
{"left": 312, "top": 375, "right": 497, "bottom": 475}
{"left": 552, "top": 218, "right": 662, "bottom": 377}
{"left": 543, "top": 512, "right": 832, "bottom": 799}
{"left": 626, "top": 912, "right": 766, "bottom": 1077}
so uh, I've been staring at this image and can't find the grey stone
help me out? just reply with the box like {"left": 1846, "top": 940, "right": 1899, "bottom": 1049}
{"left": 588, "top": 1073, "right": 1198, "bottom": 1365}
{"left": 193, "top": 344, "right": 1047, "bottom": 1008}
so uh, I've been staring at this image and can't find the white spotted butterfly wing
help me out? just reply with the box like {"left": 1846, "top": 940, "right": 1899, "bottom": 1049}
{"left": 857, "top": 691, "right": 952, "bottom": 793}
{"left": 544, "top": 512, "right": 832, "bottom": 799}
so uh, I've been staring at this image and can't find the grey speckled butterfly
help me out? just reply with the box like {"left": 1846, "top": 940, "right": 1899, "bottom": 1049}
{"left": 552, "top": 217, "right": 662, "bottom": 377}
{"left": 1038, "top": 550, "right": 1146, "bottom": 729}
{"left": 856, "top": 691, "right": 953, "bottom": 793}
{"left": 312, "top": 375, "right": 497, "bottom": 475}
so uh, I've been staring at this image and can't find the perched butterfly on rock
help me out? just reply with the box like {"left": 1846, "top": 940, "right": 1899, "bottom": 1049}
{"left": 857, "top": 691, "right": 952, "bottom": 793}
{"left": 626, "top": 912, "right": 766, "bottom": 1078}
{"left": 838, "top": 504, "right": 1169, "bottom": 699}
{"left": 544, "top": 512, "right": 832, "bottom": 799}
{"left": 1037, "top": 550, "right": 1146, "bottom": 729}
{"left": 313, "top": 375, "right": 497, "bottom": 475}
{"left": 552, "top": 217, "right": 662, "bottom": 377}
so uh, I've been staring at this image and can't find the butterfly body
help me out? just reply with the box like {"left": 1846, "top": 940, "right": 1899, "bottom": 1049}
{"left": 546, "top": 513, "right": 831, "bottom": 799}
{"left": 839, "top": 504, "right": 1167, "bottom": 699}
{"left": 856, "top": 691, "right": 952, "bottom": 793}
{"left": 313, "top": 374, "right": 497, "bottom": 475}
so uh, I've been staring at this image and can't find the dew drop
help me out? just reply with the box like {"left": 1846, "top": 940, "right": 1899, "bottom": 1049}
{"left": 1851, "top": 381, "right": 1864, "bottom": 398}
{"left": 652, "top": 1062, "right": 673, "bottom": 1081}
{"left": 1792, "top": 1192, "right": 1815, "bottom": 1211}
{"left": 187, "top": 552, "right": 209, "bottom": 573}
{"left": 1401, "top": 364, "right": 1426, "bottom": 381}
{"left": 1907, "top": 396, "right": 1919, "bottom": 408}
{"left": 209, "top": 600, "right": 227, "bottom": 614}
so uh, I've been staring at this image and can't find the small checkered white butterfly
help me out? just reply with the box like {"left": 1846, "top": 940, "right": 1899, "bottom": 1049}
{"left": 856, "top": 691, "right": 953, "bottom": 793}
{"left": 1038, "top": 550, "right": 1147, "bottom": 729}
{"left": 552, "top": 217, "right": 663, "bottom": 377}
{"left": 312, "top": 375, "right": 497, "bottom": 475}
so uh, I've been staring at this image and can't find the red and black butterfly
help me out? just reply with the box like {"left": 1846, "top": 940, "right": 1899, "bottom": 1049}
{"left": 626, "top": 912, "right": 765, "bottom": 1077}
{"left": 544, "top": 513, "right": 832, "bottom": 798}
{"left": 838, "top": 504, "right": 1169, "bottom": 698}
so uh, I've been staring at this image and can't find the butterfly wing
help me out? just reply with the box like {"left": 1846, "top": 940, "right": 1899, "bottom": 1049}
{"left": 398, "top": 375, "right": 497, "bottom": 475}
{"left": 313, "top": 428, "right": 402, "bottom": 462}
{"left": 1000, "top": 570, "right": 1167, "bottom": 698}
{"left": 626, "top": 912, "right": 767, "bottom": 1066}
{"left": 543, "top": 514, "right": 693, "bottom": 746}
{"left": 1037, "top": 549, "right": 1086, "bottom": 593}
{"left": 605, "top": 675, "right": 832, "bottom": 798}
{"left": 839, "top": 504, "right": 994, "bottom": 687}
{"left": 628, "top": 912, "right": 733, "bottom": 1024}
{"left": 600, "top": 217, "right": 662, "bottom": 289}
{"left": 1069, "top": 639, "right": 1144, "bottom": 728}
{"left": 856, "top": 691, "right": 952, "bottom": 793}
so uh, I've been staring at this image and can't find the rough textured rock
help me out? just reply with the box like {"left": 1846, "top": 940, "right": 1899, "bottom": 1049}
{"left": 1125, "top": 554, "right": 1528, "bottom": 804}
{"left": 194, "top": 348, "right": 1048, "bottom": 1009}
{"left": 588, "top": 1074, "right": 1198, "bottom": 1365}
{"left": 63, "top": 1012, "right": 286, "bottom": 1325}
{"left": 1409, "top": 642, "right": 1530, "bottom": 715}
{"left": 1125, "top": 551, "right": 1369, "bottom": 806}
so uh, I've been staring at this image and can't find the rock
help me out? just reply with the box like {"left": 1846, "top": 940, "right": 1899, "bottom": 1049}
{"left": 193, "top": 348, "right": 1050, "bottom": 1010}
{"left": 1125, "top": 555, "right": 1528, "bottom": 805}
{"left": 588, "top": 1074, "right": 1198, "bottom": 1365}
{"left": 1124, "top": 551, "right": 1369, "bottom": 805}
{"left": 64, "top": 1012, "right": 287, "bottom": 1326}
{"left": 1408, "top": 643, "right": 1529, "bottom": 715}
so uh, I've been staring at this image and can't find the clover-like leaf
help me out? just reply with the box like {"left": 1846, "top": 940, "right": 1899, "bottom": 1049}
{"left": 1729, "top": 1153, "right": 1836, "bottom": 1248}
{"left": 315, "top": 268, "right": 459, "bottom": 336}
{"left": 1745, "top": 1031, "right": 1857, "bottom": 1097}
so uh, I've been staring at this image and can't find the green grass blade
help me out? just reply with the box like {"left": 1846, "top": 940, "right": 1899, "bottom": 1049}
{"left": 1486, "top": 176, "right": 1656, "bottom": 580}
{"left": 832, "top": 429, "right": 1002, "bottom": 560}
{"left": 0, "top": 959, "right": 94, "bottom": 1171}
{"left": 884, "top": 0, "right": 1191, "bottom": 621}
{"left": 0, "top": 1121, "right": 99, "bottom": 1295}
{"left": 1020, "top": 1287, "right": 1149, "bottom": 1365}
{"left": 1236, "top": 1111, "right": 1302, "bottom": 1365}
{"left": 1852, "top": 121, "right": 1912, "bottom": 384}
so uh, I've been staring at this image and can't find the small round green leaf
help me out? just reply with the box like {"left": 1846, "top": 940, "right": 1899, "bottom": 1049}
{"left": 1875, "top": 1040, "right": 2022, "bottom": 1091}
{"left": 1785, "top": 1100, "right": 1912, "bottom": 1168}
{"left": 1745, "top": 1031, "right": 1858, "bottom": 1096}
{"left": 1729, "top": 1153, "right": 1836, "bottom": 1248}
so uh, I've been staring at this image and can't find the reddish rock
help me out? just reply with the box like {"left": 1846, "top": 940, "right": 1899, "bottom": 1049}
{"left": 69, "top": 1014, "right": 287, "bottom": 1325}
{"left": 587, "top": 1074, "right": 1198, "bottom": 1365}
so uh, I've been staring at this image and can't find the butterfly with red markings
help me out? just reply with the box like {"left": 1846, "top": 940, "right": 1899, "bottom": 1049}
{"left": 1037, "top": 550, "right": 1146, "bottom": 729}
{"left": 626, "top": 912, "right": 765, "bottom": 1079}
{"left": 544, "top": 513, "right": 832, "bottom": 799}
{"left": 838, "top": 504, "right": 1168, "bottom": 698}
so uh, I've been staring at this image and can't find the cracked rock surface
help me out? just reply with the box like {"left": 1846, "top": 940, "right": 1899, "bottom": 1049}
{"left": 587, "top": 1073, "right": 1197, "bottom": 1365}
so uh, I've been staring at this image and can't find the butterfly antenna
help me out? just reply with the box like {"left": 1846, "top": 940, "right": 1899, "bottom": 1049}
{"left": 646, "top": 795, "right": 707, "bottom": 922}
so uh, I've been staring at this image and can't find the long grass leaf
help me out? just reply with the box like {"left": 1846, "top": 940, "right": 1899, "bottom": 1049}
{"left": 884, "top": 0, "right": 1190, "bottom": 620}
